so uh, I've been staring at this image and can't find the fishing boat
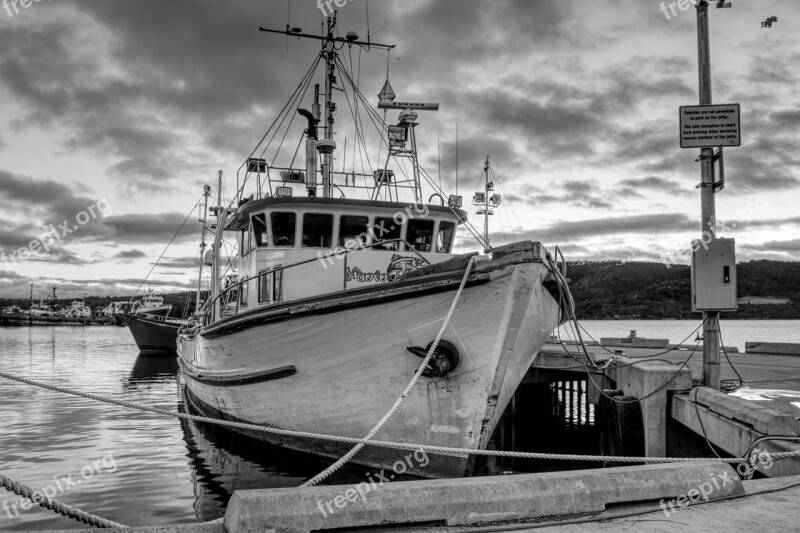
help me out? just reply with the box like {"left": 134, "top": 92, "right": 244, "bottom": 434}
{"left": 177, "top": 15, "right": 569, "bottom": 478}
{"left": 120, "top": 188, "right": 217, "bottom": 353}
{"left": 0, "top": 306, "right": 27, "bottom": 326}
{"left": 61, "top": 295, "right": 94, "bottom": 324}
{"left": 0, "top": 286, "right": 64, "bottom": 325}
{"left": 121, "top": 312, "right": 185, "bottom": 354}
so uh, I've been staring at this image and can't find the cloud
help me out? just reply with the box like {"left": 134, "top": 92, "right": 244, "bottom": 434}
{"left": 0, "top": 171, "right": 198, "bottom": 247}
{"left": 156, "top": 256, "right": 199, "bottom": 269}
{"left": 771, "top": 108, "right": 800, "bottom": 128}
{"left": 525, "top": 212, "right": 696, "bottom": 243}
{"left": 100, "top": 213, "right": 199, "bottom": 244}
{"left": 617, "top": 176, "right": 693, "bottom": 197}
{"left": 741, "top": 238, "right": 800, "bottom": 253}
{"left": 112, "top": 249, "right": 147, "bottom": 263}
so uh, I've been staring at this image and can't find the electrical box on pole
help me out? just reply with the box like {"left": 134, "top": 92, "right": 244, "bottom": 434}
{"left": 691, "top": 237, "right": 737, "bottom": 312}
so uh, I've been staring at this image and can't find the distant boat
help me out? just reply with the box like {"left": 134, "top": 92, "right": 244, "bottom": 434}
{"left": 121, "top": 312, "right": 185, "bottom": 354}
{"left": 0, "top": 286, "right": 65, "bottom": 325}
{"left": 115, "top": 288, "right": 173, "bottom": 327}
{"left": 60, "top": 294, "right": 94, "bottom": 324}
{"left": 1, "top": 288, "right": 115, "bottom": 326}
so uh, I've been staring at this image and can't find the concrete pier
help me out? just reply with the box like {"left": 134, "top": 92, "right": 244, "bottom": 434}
{"left": 223, "top": 463, "right": 740, "bottom": 533}
{"left": 600, "top": 337, "right": 669, "bottom": 349}
{"left": 745, "top": 342, "right": 800, "bottom": 356}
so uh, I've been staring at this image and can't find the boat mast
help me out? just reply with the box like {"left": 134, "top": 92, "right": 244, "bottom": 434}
{"left": 483, "top": 156, "right": 490, "bottom": 246}
{"left": 196, "top": 184, "right": 211, "bottom": 315}
{"left": 473, "top": 156, "right": 500, "bottom": 250}
{"left": 259, "top": 18, "right": 395, "bottom": 199}
{"left": 322, "top": 15, "right": 336, "bottom": 198}
{"left": 211, "top": 171, "right": 224, "bottom": 322}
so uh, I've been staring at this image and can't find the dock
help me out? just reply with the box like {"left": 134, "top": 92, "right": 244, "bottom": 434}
{"left": 26, "top": 337, "right": 800, "bottom": 533}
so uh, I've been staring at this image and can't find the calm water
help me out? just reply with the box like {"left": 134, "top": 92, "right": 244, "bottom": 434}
{"left": 0, "top": 326, "right": 372, "bottom": 531}
{"left": 0, "top": 320, "right": 797, "bottom": 530}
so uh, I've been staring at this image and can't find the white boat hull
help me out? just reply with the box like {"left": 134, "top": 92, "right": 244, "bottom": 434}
{"left": 178, "top": 247, "right": 561, "bottom": 478}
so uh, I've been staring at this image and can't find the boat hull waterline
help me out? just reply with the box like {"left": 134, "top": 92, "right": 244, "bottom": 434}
{"left": 178, "top": 250, "right": 560, "bottom": 478}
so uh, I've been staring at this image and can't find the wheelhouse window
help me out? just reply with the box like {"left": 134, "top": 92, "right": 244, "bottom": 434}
{"left": 258, "top": 269, "right": 271, "bottom": 304}
{"left": 436, "top": 221, "right": 456, "bottom": 253}
{"left": 240, "top": 278, "right": 249, "bottom": 307}
{"left": 257, "top": 266, "right": 283, "bottom": 305}
{"left": 302, "top": 213, "right": 333, "bottom": 248}
{"left": 251, "top": 214, "right": 268, "bottom": 247}
{"left": 339, "top": 215, "right": 369, "bottom": 249}
{"left": 271, "top": 212, "right": 296, "bottom": 247}
{"left": 273, "top": 267, "right": 283, "bottom": 303}
{"left": 371, "top": 217, "right": 402, "bottom": 250}
{"left": 407, "top": 219, "right": 435, "bottom": 252}
{"left": 242, "top": 227, "right": 251, "bottom": 256}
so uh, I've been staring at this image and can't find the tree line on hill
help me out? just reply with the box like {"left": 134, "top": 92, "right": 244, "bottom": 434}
{"left": 566, "top": 259, "right": 800, "bottom": 319}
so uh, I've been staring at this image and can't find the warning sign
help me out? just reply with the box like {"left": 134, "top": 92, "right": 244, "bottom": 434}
{"left": 679, "top": 104, "right": 741, "bottom": 148}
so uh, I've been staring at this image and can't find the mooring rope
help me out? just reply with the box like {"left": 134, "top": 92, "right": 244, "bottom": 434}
{"left": 0, "top": 473, "right": 125, "bottom": 529}
{"left": 301, "top": 256, "right": 477, "bottom": 487}
{"left": 2, "top": 371, "right": 800, "bottom": 466}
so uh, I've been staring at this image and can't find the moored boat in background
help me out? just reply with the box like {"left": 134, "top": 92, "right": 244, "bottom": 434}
{"left": 122, "top": 312, "right": 185, "bottom": 354}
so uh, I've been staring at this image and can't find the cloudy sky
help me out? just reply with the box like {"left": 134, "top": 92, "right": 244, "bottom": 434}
{"left": 0, "top": 0, "right": 798, "bottom": 298}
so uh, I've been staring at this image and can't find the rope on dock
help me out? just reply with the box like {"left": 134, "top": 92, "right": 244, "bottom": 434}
{"left": 301, "top": 256, "right": 477, "bottom": 487}
{"left": 0, "top": 473, "right": 125, "bottom": 529}
{"left": 3, "top": 371, "right": 800, "bottom": 466}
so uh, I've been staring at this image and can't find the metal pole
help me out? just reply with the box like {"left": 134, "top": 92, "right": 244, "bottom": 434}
{"left": 323, "top": 15, "right": 335, "bottom": 198}
{"left": 211, "top": 171, "right": 223, "bottom": 323}
{"left": 484, "top": 157, "right": 490, "bottom": 246}
{"left": 697, "top": 1, "right": 721, "bottom": 390}
{"left": 196, "top": 186, "right": 210, "bottom": 316}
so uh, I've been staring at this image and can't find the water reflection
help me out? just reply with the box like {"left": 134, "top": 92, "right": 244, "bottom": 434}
{"left": 178, "top": 392, "right": 309, "bottom": 521}
{"left": 125, "top": 353, "right": 179, "bottom": 389}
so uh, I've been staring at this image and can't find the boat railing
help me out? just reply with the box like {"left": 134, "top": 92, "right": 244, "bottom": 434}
{"left": 238, "top": 165, "right": 420, "bottom": 204}
{"left": 203, "top": 238, "right": 431, "bottom": 323}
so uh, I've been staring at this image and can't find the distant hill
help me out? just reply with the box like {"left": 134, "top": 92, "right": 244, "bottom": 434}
{"left": 567, "top": 260, "right": 800, "bottom": 319}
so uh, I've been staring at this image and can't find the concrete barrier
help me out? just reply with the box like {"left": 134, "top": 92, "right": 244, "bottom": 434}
{"left": 745, "top": 342, "right": 800, "bottom": 356}
{"left": 670, "top": 343, "right": 740, "bottom": 353}
{"left": 601, "top": 337, "right": 669, "bottom": 349}
{"left": 224, "top": 463, "right": 742, "bottom": 533}
{"left": 546, "top": 336, "right": 600, "bottom": 346}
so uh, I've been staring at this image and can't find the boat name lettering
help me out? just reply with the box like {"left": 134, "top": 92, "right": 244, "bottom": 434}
{"left": 345, "top": 267, "right": 390, "bottom": 283}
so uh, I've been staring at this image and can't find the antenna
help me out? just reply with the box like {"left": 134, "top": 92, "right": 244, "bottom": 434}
{"left": 455, "top": 123, "right": 459, "bottom": 195}
{"left": 261, "top": 18, "right": 394, "bottom": 198}
{"left": 437, "top": 134, "right": 442, "bottom": 190}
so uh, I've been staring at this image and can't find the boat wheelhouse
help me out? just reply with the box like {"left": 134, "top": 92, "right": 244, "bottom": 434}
{"left": 133, "top": 290, "right": 172, "bottom": 317}
{"left": 220, "top": 197, "right": 463, "bottom": 316}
